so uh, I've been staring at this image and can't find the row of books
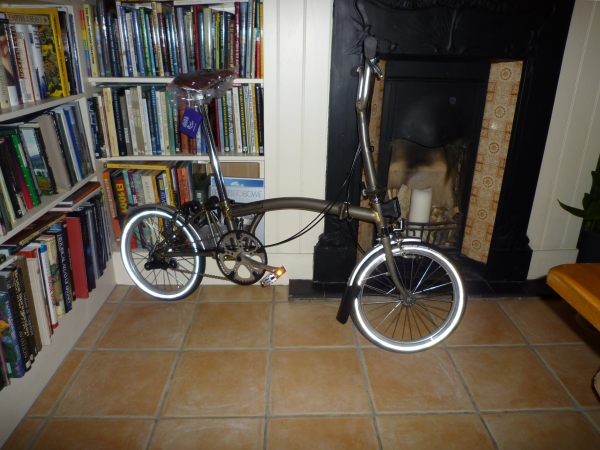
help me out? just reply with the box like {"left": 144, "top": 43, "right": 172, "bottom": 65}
{"left": 0, "top": 192, "right": 111, "bottom": 387}
{"left": 0, "top": 5, "right": 82, "bottom": 111}
{"left": 101, "top": 161, "right": 204, "bottom": 241}
{"left": 87, "top": 82, "right": 263, "bottom": 158}
{"left": 81, "top": 0, "right": 263, "bottom": 79}
{"left": 0, "top": 101, "right": 95, "bottom": 236}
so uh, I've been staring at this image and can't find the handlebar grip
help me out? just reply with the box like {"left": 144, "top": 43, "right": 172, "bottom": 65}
{"left": 364, "top": 36, "right": 377, "bottom": 60}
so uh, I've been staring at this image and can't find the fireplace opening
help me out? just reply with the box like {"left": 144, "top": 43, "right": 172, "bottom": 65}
{"left": 376, "top": 59, "right": 490, "bottom": 252}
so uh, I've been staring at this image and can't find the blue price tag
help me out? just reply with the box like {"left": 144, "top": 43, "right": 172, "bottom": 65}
{"left": 179, "top": 108, "right": 203, "bottom": 138}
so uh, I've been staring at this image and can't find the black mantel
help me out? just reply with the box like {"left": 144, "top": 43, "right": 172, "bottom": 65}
{"left": 312, "top": 0, "right": 575, "bottom": 290}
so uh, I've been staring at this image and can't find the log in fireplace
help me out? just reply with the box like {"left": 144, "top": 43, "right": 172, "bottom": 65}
{"left": 313, "top": 0, "right": 575, "bottom": 290}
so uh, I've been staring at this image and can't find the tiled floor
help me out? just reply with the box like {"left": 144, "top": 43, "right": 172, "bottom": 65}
{"left": 4, "top": 285, "right": 600, "bottom": 449}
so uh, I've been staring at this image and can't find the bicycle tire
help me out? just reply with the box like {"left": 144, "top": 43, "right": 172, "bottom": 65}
{"left": 120, "top": 206, "right": 205, "bottom": 300}
{"left": 350, "top": 243, "right": 465, "bottom": 352}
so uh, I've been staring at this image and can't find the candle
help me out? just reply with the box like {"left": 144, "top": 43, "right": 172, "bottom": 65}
{"left": 408, "top": 187, "right": 432, "bottom": 223}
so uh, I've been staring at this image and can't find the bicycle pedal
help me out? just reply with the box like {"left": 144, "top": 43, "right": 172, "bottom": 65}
{"left": 260, "top": 266, "right": 287, "bottom": 286}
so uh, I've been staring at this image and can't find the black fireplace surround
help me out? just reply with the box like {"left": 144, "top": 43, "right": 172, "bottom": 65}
{"left": 312, "top": 0, "right": 575, "bottom": 290}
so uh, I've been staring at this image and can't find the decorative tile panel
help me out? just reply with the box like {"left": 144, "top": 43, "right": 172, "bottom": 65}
{"left": 461, "top": 61, "right": 523, "bottom": 263}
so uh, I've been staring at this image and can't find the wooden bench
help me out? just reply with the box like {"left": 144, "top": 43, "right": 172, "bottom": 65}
{"left": 547, "top": 263, "right": 600, "bottom": 395}
{"left": 547, "top": 264, "right": 600, "bottom": 331}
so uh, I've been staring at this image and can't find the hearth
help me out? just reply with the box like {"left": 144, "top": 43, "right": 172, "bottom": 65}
{"left": 313, "top": 0, "right": 575, "bottom": 289}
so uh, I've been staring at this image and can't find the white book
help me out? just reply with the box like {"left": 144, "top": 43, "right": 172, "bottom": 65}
{"left": 232, "top": 86, "right": 243, "bottom": 153}
{"left": 19, "top": 244, "right": 52, "bottom": 346}
{"left": 124, "top": 89, "right": 140, "bottom": 155}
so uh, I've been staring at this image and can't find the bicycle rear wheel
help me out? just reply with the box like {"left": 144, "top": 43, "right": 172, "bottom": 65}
{"left": 351, "top": 243, "right": 464, "bottom": 352}
{"left": 121, "top": 207, "right": 205, "bottom": 300}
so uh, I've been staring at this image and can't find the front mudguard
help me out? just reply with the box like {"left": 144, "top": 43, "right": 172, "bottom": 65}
{"left": 336, "top": 237, "right": 421, "bottom": 324}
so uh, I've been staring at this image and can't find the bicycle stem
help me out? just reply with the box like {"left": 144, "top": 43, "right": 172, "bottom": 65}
{"left": 356, "top": 58, "right": 410, "bottom": 299}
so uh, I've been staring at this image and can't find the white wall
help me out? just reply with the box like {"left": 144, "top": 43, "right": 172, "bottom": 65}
{"left": 527, "top": 0, "right": 600, "bottom": 278}
{"left": 262, "top": 0, "right": 333, "bottom": 279}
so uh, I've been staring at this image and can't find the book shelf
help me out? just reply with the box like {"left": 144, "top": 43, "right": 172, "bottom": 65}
{"left": 0, "top": 1, "right": 116, "bottom": 445}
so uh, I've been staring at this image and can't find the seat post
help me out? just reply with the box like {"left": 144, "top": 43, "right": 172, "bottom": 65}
{"left": 202, "top": 104, "right": 235, "bottom": 231}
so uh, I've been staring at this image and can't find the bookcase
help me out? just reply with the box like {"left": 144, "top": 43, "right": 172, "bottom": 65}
{"left": 0, "top": 0, "right": 116, "bottom": 444}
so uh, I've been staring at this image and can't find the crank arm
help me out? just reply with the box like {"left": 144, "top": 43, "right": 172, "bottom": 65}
{"left": 238, "top": 253, "right": 286, "bottom": 276}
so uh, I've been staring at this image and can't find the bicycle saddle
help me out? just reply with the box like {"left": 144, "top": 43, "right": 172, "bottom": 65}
{"left": 168, "top": 69, "right": 235, "bottom": 105}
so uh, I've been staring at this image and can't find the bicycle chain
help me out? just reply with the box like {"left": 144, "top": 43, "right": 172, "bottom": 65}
{"left": 199, "top": 271, "right": 230, "bottom": 282}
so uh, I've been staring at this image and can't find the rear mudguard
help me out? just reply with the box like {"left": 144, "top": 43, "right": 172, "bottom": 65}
{"left": 336, "top": 237, "right": 421, "bottom": 324}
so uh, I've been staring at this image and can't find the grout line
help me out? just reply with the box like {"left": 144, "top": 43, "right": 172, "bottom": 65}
{"left": 262, "top": 288, "right": 276, "bottom": 450}
{"left": 444, "top": 347, "right": 500, "bottom": 450}
{"left": 145, "top": 301, "right": 201, "bottom": 450}
{"left": 355, "top": 346, "right": 383, "bottom": 450}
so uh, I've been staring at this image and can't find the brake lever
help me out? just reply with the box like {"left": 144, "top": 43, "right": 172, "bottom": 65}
{"left": 370, "top": 59, "right": 383, "bottom": 80}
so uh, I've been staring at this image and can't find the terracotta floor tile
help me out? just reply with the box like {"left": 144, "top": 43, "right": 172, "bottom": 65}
{"left": 586, "top": 410, "right": 600, "bottom": 428}
{"left": 163, "top": 351, "right": 267, "bottom": 417}
{"left": 185, "top": 303, "right": 271, "bottom": 349}
{"left": 32, "top": 419, "right": 154, "bottom": 450}
{"left": 107, "top": 285, "right": 130, "bottom": 302}
{"left": 2, "top": 418, "right": 44, "bottom": 450}
{"left": 28, "top": 351, "right": 86, "bottom": 416}
{"left": 484, "top": 411, "right": 600, "bottom": 450}
{"left": 270, "top": 349, "right": 371, "bottom": 414}
{"left": 272, "top": 302, "right": 354, "bottom": 347}
{"left": 450, "top": 347, "right": 571, "bottom": 410}
{"left": 199, "top": 285, "right": 273, "bottom": 302}
{"left": 499, "top": 298, "right": 587, "bottom": 344}
{"left": 363, "top": 348, "right": 473, "bottom": 412}
{"left": 76, "top": 303, "right": 118, "bottom": 349}
{"left": 536, "top": 344, "right": 600, "bottom": 407}
{"left": 378, "top": 414, "right": 495, "bottom": 450}
{"left": 274, "top": 285, "right": 289, "bottom": 302}
{"left": 97, "top": 303, "right": 194, "bottom": 349}
{"left": 267, "top": 417, "right": 378, "bottom": 450}
{"left": 125, "top": 286, "right": 198, "bottom": 302}
{"left": 446, "top": 301, "right": 525, "bottom": 346}
{"left": 56, "top": 351, "right": 176, "bottom": 417}
{"left": 149, "top": 418, "right": 264, "bottom": 450}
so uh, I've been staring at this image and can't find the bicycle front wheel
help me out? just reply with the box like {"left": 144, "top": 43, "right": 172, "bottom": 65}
{"left": 121, "top": 207, "right": 205, "bottom": 300}
{"left": 351, "top": 243, "right": 465, "bottom": 352}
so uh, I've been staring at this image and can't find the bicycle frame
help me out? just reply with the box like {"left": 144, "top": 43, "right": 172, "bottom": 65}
{"left": 208, "top": 56, "right": 387, "bottom": 234}
{"left": 201, "top": 44, "right": 409, "bottom": 298}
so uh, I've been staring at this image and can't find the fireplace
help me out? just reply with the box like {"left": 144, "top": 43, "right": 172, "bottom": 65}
{"left": 313, "top": 0, "right": 575, "bottom": 290}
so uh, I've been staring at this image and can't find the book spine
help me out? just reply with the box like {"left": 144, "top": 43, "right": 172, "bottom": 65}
{"left": 46, "top": 8, "right": 71, "bottom": 95}
{"left": 18, "top": 248, "right": 52, "bottom": 346}
{"left": 83, "top": 3, "right": 100, "bottom": 77}
{"left": 0, "top": 291, "right": 27, "bottom": 377}
{"left": 12, "top": 264, "right": 38, "bottom": 358}
{"left": 0, "top": 16, "right": 22, "bottom": 105}
{"left": 15, "top": 256, "right": 43, "bottom": 352}
{"left": 10, "top": 25, "right": 34, "bottom": 103}
{"left": 130, "top": 8, "right": 145, "bottom": 77}
{"left": 238, "top": 85, "right": 247, "bottom": 152}
{"left": 37, "top": 242, "right": 58, "bottom": 329}
{"left": 10, "top": 133, "right": 40, "bottom": 206}
{"left": 86, "top": 97, "right": 102, "bottom": 158}
{"left": 49, "top": 227, "right": 74, "bottom": 313}
{"left": 256, "top": 84, "right": 264, "bottom": 155}
{"left": 0, "top": 271, "right": 33, "bottom": 371}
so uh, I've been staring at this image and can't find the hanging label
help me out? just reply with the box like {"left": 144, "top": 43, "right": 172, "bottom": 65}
{"left": 179, "top": 108, "right": 203, "bottom": 137}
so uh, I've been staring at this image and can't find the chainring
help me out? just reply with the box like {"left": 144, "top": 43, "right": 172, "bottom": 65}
{"left": 216, "top": 230, "right": 267, "bottom": 285}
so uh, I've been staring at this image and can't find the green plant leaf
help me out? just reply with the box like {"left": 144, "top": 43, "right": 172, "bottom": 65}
{"left": 558, "top": 200, "right": 585, "bottom": 218}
